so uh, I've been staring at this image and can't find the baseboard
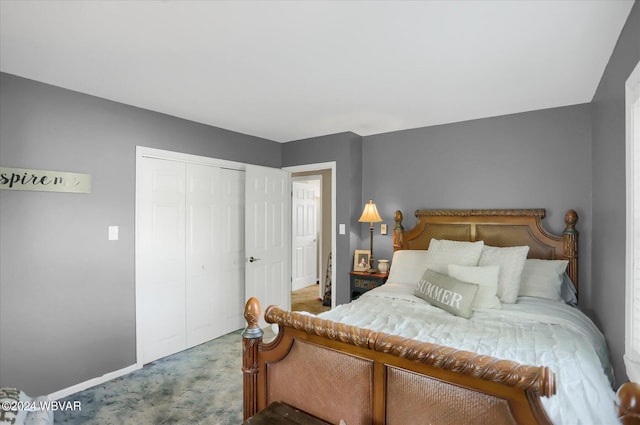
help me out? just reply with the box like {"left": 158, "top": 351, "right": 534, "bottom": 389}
{"left": 47, "top": 363, "right": 142, "bottom": 400}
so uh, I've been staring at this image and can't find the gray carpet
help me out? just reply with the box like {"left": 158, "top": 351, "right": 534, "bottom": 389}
{"left": 54, "top": 330, "right": 244, "bottom": 424}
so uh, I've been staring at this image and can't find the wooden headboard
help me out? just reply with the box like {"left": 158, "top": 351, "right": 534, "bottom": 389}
{"left": 392, "top": 209, "right": 579, "bottom": 296}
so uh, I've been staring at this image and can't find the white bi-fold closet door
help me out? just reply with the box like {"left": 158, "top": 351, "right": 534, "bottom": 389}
{"left": 137, "top": 155, "right": 245, "bottom": 364}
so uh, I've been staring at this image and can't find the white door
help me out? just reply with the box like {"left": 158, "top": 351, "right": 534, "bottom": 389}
{"left": 292, "top": 181, "right": 317, "bottom": 291}
{"left": 187, "top": 166, "right": 245, "bottom": 340}
{"left": 220, "top": 168, "right": 246, "bottom": 332}
{"left": 137, "top": 157, "right": 187, "bottom": 364}
{"left": 185, "top": 164, "right": 221, "bottom": 347}
{"left": 245, "top": 165, "right": 291, "bottom": 326}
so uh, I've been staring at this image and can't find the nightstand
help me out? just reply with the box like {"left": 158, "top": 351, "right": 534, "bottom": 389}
{"left": 349, "top": 271, "right": 389, "bottom": 301}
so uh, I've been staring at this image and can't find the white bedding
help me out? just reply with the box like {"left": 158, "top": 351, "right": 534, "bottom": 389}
{"left": 317, "top": 282, "right": 617, "bottom": 425}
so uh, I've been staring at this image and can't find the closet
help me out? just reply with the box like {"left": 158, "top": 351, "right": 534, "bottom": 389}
{"left": 136, "top": 155, "right": 245, "bottom": 364}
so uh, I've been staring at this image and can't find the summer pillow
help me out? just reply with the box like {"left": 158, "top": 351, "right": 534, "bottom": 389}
{"left": 415, "top": 270, "right": 479, "bottom": 319}
{"left": 478, "top": 245, "right": 529, "bottom": 304}
{"left": 519, "top": 259, "right": 568, "bottom": 302}
{"left": 387, "top": 250, "right": 430, "bottom": 284}
{"left": 448, "top": 264, "right": 501, "bottom": 310}
{"left": 425, "top": 239, "right": 484, "bottom": 273}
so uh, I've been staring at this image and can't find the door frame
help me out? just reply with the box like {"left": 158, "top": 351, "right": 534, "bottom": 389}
{"left": 284, "top": 162, "right": 336, "bottom": 308}
{"left": 625, "top": 60, "right": 640, "bottom": 381}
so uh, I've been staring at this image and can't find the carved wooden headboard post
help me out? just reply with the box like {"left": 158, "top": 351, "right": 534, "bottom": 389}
{"left": 562, "top": 210, "right": 579, "bottom": 296}
{"left": 393, "top": 210, "right": 404, "bottom": 250}
{"left": 242, "top": 297, "right": 264, "bottom": 420}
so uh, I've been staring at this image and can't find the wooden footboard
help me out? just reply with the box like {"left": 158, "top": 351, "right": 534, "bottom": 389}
{"left": 242, "top": 297, "right": 556, "bottom": 425}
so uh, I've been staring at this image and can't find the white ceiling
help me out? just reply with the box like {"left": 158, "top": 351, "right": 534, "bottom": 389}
{"left": 0, "top": 1, "right": 634, "bottom": 143}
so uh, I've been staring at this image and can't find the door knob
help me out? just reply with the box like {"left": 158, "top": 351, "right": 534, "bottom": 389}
{"left": 248, "top": 256, "right": 261, "bottom": 263}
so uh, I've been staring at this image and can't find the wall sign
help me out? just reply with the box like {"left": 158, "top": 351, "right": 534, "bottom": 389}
{"left": 0, "top": 167, "right": 91, "bottom": 193}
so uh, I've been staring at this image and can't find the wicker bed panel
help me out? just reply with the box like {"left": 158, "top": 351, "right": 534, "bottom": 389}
{"left": 386, "top": 366, "right": 517, "bottom": 425}
{"left": 404, "top": 223, "right": 558, "bottom": 259}
{"left": 475, "top": 225, "right": 556, "bottom": 259}
{"left": 266, "top": 339, "right": 374, "bottom": 425}
{"left": 405, "top": 224, "right": 472, "bottom": 250}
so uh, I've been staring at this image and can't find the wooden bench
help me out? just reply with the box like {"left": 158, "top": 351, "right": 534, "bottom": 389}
{"left": 243, "top": 401, "right": 332, "bottom": 425}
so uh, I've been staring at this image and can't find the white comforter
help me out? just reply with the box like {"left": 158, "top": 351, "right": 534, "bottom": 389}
{"left": 317, "top": 282, "right": 617, "bottom": 425}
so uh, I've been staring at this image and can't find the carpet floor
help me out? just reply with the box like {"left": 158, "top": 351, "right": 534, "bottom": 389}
{"left": 55, "top": 330, "right": 243, "bottom": 425}
{"left": 54, "top": 287, "right": 329, "bottom": 424}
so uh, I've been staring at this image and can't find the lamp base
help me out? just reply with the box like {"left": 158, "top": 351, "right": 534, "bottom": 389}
{"left": 366, "top": 258, "right": 376, "bottom": 273}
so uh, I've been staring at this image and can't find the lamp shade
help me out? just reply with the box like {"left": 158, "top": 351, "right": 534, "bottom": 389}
{"left": 358, "top": 200, "right": 382, "bottom": 223}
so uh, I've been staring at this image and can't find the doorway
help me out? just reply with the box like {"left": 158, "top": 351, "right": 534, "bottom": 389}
{"left": 292, "top": 177, "right": 320, "bottom": 292}
{"left": 285, "top": 162, "right": 336, "bottom": 310}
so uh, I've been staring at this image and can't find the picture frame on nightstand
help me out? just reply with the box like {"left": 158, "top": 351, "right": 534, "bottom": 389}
{"left": 353, "top": 249, "right": 370, "bottom": 271}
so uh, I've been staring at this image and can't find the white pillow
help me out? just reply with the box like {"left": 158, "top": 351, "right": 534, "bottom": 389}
{"left": 519, "top": 259, "right": 568, "bottom": 302}
{"left": 425, "top": 263, "right": 449, "bottom": 275}
{"left": 478, "top": 245, "right": 529, "bottom": 304}
{"left": 448, "top": 264, "right": 502, "bottom": 310}
{"left": 425, "top": 239, "right": 484, "bottom": 270}
{"left": 387, "top": 250, "right": 430, "bottom": 284}
{"left": 561, "top": 273, "right": 578, "bottom": 306}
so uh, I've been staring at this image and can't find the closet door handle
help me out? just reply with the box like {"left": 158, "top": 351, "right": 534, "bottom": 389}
{"left": 248, "top": 256, "right": 261, "bottom": 263}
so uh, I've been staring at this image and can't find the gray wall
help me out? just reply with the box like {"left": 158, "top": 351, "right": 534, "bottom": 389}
{"left": 282, "top": 133, "right": 363, "bottom": 305}
{"left": 0, "top": 73, "right": 281, "bottom": 395}
{"left": 592, "top": 1, "right": 640, "bottom": 387}
{"left": 363, "top": 105, "right": 593, "bottom": 305}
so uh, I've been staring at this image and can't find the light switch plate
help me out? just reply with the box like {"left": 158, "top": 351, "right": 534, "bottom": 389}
{"left": 339, "top": 224, "right": 346, "bottom": 235}
{"left": 381, "top": 224, "right": 387, "bottom": 235}
{"left": 108, "top": 226, "right": 119, "bottom": 241}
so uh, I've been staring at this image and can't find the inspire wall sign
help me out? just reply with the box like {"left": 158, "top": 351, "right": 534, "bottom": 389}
{"left": 0, "top": 167, "right": 91, "bottom": 193}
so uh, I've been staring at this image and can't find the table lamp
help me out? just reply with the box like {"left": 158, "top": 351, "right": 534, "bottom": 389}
{"left": 358, "top": 199, "right": 383, "bottom": 272}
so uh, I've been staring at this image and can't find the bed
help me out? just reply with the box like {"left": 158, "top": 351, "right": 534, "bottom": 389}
{"left": 241, "top": 208, "right": 621, "bottom": 424}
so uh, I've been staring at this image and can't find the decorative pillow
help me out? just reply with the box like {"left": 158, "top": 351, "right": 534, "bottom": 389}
{"left": 518, "top": 259, "right": 568, "bottom": 302}
{"left": 425, "top": 239, "right": 484, "bottom": 271}
{"left": 478, "top": 245, "right": 529, "bottom": 304}
{"left": 424, "top": 263, "right": 449, "bottom": 275}
{"left": 0, "top": 388, "right": 29, "bottom": 425}
{"left": 387, "top": 250, "right": 430, "bottom": 284}
{"left": 561, "top": 273, "right": 578, "bottom": 307}
{"left": 415, "top": 270, "right": 479, "bottom": 318}
{"left": 448, "top": 264, "right": 501, "bottom": 310}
